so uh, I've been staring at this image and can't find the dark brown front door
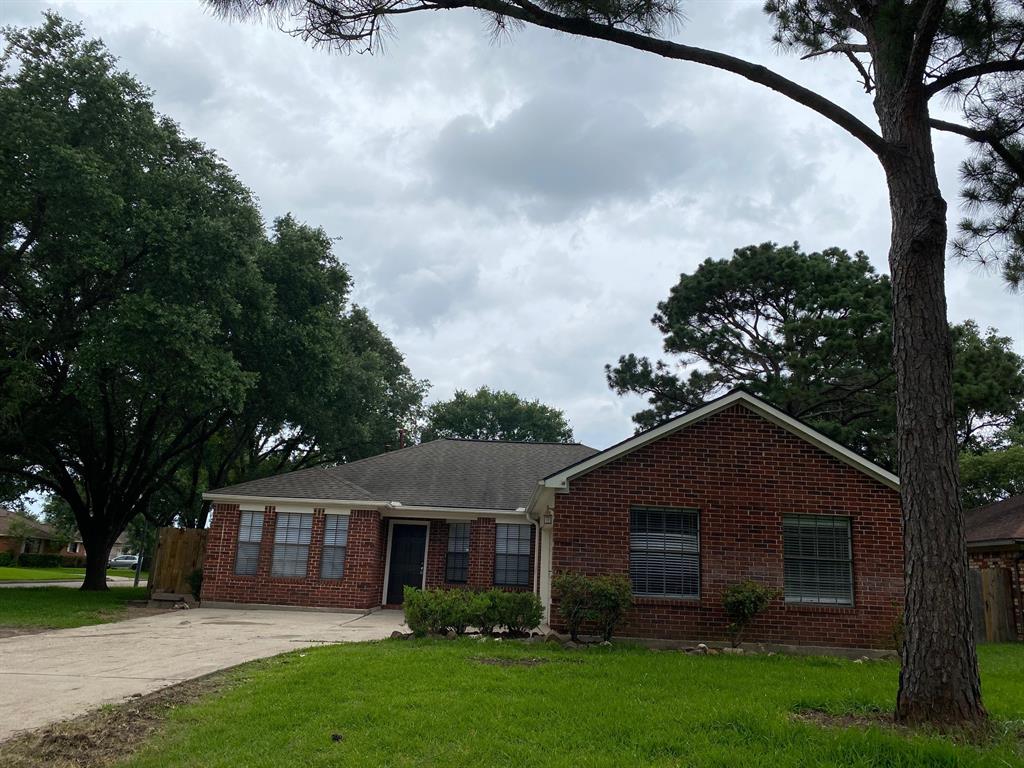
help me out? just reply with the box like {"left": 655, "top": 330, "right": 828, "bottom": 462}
{"left": 386, "top": 524, "right": 427, "bottom": 604}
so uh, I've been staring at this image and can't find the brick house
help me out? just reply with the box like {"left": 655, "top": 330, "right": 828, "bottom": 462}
{"left": 0, "top": 508, "right": 130, "bottom": 562}
{"left": 966, "top": 496, "right": 1024, "bottom": 641}
{"left": 202, "top": 390, "right": 904, "bottom": 650}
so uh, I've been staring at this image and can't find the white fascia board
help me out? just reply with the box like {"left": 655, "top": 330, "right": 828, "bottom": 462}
{"left": 202, "top": 493, "right": 389, "bottom": 512}
{"left": 384, "top": 505, "right": 529, "bottom": 521}
{"left": 542, "top": 390, "right": 900, "bottom": 492}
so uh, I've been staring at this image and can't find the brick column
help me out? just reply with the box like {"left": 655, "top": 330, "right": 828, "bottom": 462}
{"left": 347, "top": 509, "right": 384, "bottom": 608}
{"left": 307, "top": 509, "right": 326, "bottom": 582}
{"left": 425, "top": 520, "right": 449, "bottom": 588}
{"left": 257, "top": 507, "right": 278, "bottom": 582}
{"left": 201, "top": 502, "right": 239, "bottom": 601}
{"left": 468, "top": 517, "right": 495, "bottom": 590}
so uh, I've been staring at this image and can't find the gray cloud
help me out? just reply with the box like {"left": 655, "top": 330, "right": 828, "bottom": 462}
{"left": 428, "top": 93, "right": 694, "bottom": 221}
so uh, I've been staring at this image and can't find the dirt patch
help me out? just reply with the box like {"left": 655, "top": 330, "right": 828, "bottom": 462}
{"left": 792, "top": 708, "right": 1022, "bottom": 747}
{"left": 474, "top": 656, "right": 549, "bottom": 667}
{"left": 0, "top": 668, "right": 238, "bottom": 768}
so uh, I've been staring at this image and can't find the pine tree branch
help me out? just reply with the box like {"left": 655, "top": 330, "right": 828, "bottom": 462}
{"left": 925, "top": 59, "right": 1024, "bottom": 98}
{"left": 930, "top": 118, "right": 1024, "bottom": 179}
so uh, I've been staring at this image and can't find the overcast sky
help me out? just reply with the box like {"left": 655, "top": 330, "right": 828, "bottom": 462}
{"left": 6, "top": 0, "right": 1024, "bottom": 449}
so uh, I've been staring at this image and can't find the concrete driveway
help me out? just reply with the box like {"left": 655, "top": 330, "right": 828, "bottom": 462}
{"left": 0, "top": 607, "right": 406, "bottom": 741}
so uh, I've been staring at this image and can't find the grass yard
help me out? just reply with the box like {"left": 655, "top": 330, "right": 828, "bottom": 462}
{"left": 0, "top": 586, "right": 149, "bottom": 630}
{"left": 0, "top": 566, "right": 144, "bottom": 581}
{"left": 118, "top": 640, "right": 1024, "bottom": 768}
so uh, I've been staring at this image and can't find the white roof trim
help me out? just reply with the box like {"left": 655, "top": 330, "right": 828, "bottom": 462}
{"left": 542, "top": 390, "right": 900, "bottom": 492}
{"left": 204, "top": 493, "right": 526, "bottom": 517}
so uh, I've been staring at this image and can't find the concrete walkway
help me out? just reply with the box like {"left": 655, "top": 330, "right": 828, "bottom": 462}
{"left": 0, "top": 607, "right": 406, "bottom": 741}
{"left": 0, "top": 576, "right": 137, "bottom": 588}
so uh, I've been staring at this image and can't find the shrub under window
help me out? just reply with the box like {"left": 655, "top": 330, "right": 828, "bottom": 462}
{"left": 446, "top": 522, "right": 470, "bottom": 582}
{"left": 494, "top": 523, "right": 532, "bottom": 587}
{"left": 629, "top": 506, "right": 699, "bottom": 598}
{"left": 320, "top": 515, "right": 349, "bottom": 579}
{"left": 235, "top": 511, "right": 264, "bottom": 576}
{"left": 271, "top": 512, "right": 313, "bottom": 578}
{"left": 782, "top": 515, "right": 853, "bottom": 605}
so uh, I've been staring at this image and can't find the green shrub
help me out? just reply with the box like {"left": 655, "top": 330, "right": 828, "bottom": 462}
{"left": 0, "top": 551, "right": 14, "bottom": 567}
{"left": 721, "top": 580, "right": 777, "bottom": 647}
{"left": 590, "top": 575, "right": 633, "bottom": 642}
{"left": 187, "top": 568, "right": 204, "bottom": 600}
{"left": 17, "top": 553, "right": 62, "bottom": 568}
{"left": 497, "top": 591, "right": 543, "bottom": 636}
{"left": 403, "top": 586, "right": 433, "bottom": 636}
{"left": 552, "top": 571, "right": 594, "bottom": 641}
{"left": 472, "top": 589, "right": 504, "bottom": 635}
{"left": 60, "top": 555, "right": 87, "bottom": 568}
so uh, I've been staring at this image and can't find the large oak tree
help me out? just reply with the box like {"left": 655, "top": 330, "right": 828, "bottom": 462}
{"left": 0, "top": 16, "right": 425, "bottom": 586}
{"left": 209, "top": 0, "right": 1024, "bottom": 725}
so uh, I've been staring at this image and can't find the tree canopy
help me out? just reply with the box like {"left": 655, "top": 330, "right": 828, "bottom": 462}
{"left": 421, "top": 387, "right": 574, "bottom": 443}
{"left": 607, "top": 243, "right": 1024, "bottom": 468}
{"left": 0, "top": 14, "right": 424, "bottom": 584}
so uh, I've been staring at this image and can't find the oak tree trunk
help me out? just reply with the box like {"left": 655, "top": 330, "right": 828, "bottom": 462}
{"left": 80, "top": 529, "right": 112, "bottom": 592}
{"left": 879, "top": 91, "right": 986, "bottom": 726}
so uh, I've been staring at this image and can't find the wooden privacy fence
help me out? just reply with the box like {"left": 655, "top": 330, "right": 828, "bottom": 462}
{"left": 149, "top": 527, "right": 208, "bottom": 600}
{"left": 969, "top": 567, "right": 1018, "bottom": 643}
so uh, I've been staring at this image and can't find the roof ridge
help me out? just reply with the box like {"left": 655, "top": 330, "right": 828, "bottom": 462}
{"left": 431, "top": 437, "right": 594, "bottom": 447}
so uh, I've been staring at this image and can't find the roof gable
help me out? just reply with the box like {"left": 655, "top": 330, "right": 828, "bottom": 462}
{"left": 542, "top": 390, "right": 900, "bottom": 492}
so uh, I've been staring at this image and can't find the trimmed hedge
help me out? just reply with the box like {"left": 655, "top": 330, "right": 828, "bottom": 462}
{"left": 0, "top": 551, "right": 14, "bottom": 567}
{"left": 403, "top": 587, "right": 543, "bottom": 637}
{"left": 61, "top": 555, "right": 87, "bottom": 568}
{"left": 17, "top": 553, "right": 63, "bottom": 568}
{"left": 721, "top": 580, "right": 777, "bottom": 647}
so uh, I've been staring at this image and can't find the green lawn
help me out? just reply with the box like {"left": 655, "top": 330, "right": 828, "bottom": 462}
{"left": 120, "top": 641, "right": 1024, "bottom": 768}
{"left": 0, "top": 586, "right": 149, "bottom": 630}
{"left": 0, "top": 566, "right": 144, "bottom": 581}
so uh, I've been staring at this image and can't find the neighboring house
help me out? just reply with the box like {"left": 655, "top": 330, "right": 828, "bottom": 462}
{"left": 0, "top": 509, "right": 65, "bottom": 557}
{"left": 0, "top": 508, "right": 131, "bottom": 561}
{"left": 202, "top": 390, "right": 904, "bottom": 650}
{"left": 966, "top": 496, "right": 1024, "bottom": 641}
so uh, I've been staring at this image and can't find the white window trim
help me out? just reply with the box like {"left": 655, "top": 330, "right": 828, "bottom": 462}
{"left": 381, "top": 519, "right": 430, "bottom": 604}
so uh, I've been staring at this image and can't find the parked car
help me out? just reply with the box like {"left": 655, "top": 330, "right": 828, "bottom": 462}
{"left": 108, "top": 554, "right": 140, "bottom": 570}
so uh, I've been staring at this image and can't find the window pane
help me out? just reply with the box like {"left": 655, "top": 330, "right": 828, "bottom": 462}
{"left": 272, "top": 513, "right": 312, "bottom": 578}
{"left": 782, "top": 515, "right": 853, "bottom": 605}
{"left": 629, "top": 507, "right": 699, "bottom": 598}
{"left": 494, "top": 524, "right": 531, "bottom": 586}
{"left": 235, "top": 512, "right": 264, "bottom": 575}
{"left": 321, "top": 516, "right": 348, "bottom": 579}
{"left": 446, "top": 523, "right": 470, "bottom": 582}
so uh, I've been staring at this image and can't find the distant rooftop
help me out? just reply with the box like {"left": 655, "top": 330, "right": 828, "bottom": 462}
{"left": 966, "top": 495, "right": 1024, "bottom": 545}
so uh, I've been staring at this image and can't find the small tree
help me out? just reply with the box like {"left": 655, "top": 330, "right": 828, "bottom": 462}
{"left": 721, "top": 580, "right": 777, "bottom": 648}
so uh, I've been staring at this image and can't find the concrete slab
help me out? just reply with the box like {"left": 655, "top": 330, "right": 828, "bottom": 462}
{"left": 0, "top": 607, "right": 406, "bottom": 741}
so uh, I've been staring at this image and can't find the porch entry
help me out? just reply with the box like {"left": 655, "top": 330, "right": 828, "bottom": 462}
{"left": 385, "top": 522, "right": 428, "bottom": 605}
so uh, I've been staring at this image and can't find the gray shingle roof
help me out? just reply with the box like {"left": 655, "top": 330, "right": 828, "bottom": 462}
{"left": 966, "top": 495, "right": 1024, "bottom": 544}
{"left": 208, "top": 439, "right": 599, "bottom": 511}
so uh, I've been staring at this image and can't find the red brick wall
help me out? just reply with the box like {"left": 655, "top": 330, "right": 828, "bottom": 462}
{"left": 550, "top": 404, "right": 904, "bottom": 649}
{"left": 969, "top": 549, "right": 1024, "bottom": 641}
{"left": 203, "top": 507, "right": 534, "bottom": 609}
{"left": 202, "top": 504, "right": 384, "bottom": 609}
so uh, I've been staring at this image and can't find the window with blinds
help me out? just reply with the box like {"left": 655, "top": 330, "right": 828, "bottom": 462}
{"left": 271, "top": 512, "right": 313, "bottom": 578}
{"left": 235, "top": 511, "right": 264, "bottom": 576}
{"left": 446, "top": 522, "right": 470, "bottom": 583}
{"left": 783, "top": 515, "right": 853, "bottom": 605}
{"left": 629, "top": 506, "right": 700, "bottom": 598}
{"left": 320, "top": 515, "right": 349, "bottom": 580}
{"left": 494, "top": 523, "right": 532, "bottom": 587}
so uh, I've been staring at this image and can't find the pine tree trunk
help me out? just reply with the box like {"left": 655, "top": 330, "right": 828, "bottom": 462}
{"left": 881, "top": 105, "right": 986, "bottom": 726}
{"left": 81, "top": 532, "right": 112, "bottom": 592}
